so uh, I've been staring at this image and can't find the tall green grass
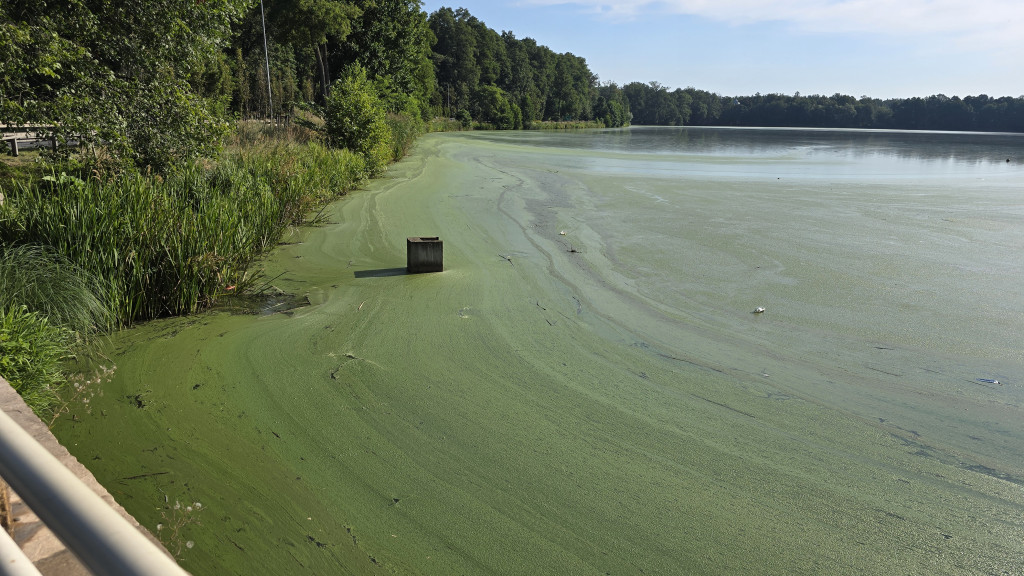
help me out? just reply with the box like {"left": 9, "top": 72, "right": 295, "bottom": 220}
{"left": 0, "top": 141, "right": 366, "bottom": 327}
{"left": 0, "top": 305, "right": 72, "bottom": 414}
{"left": 386, "top": 112, "right": 424, "bottom": 161}
{"left": 0, "top": 125, "right": 374, "bottom": 417}
{"left": 0, "top": 244, "right": 106, "bottom": 415}
{"left": 0, "top": 244, "right": 108, "bottom": 333}
{"left": 427, "top": 118, "right": 466, "bottom": 133}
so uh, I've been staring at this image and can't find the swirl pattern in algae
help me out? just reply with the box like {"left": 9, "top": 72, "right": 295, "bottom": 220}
{"left": 55, "top": 131, "right": 1024, "bottom": 575}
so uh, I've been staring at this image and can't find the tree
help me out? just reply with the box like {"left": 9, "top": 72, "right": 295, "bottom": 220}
{"left": 338, "top": 0, "right": 436, "bottom": 115}
{"left": 0, "top": 0, "right": 249, "bottom": 172}
{"left": 325, "top": 64, "right": 392, "bottom": 174}
{"left": 429, "top": 7, "right": 480, "bottom": 116}
{"left": 263, "top": 0, "right": 361, "bottom": 102}
{"left": 472, "top": 85, "right": 519, "bottom": 129}
{"left": 595, "top": 83, "right": 630, "bottom": 127}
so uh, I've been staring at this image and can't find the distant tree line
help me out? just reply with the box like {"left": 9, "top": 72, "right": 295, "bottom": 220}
{"left": 623, "top": 84, "right": 1024, "bottom": 133}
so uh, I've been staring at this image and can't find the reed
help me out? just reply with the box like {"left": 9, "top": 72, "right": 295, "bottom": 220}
{"left": 386, "top": 112, "right": 424, "bottom": 161}
{"left": 427, "top": 118, "right": 466, "bottom": 133}
{"left": 527, "top": 120, "right": 607, "bottom": 130}
{"left": 0, "top": 141, "right": 366, "bottom": 327}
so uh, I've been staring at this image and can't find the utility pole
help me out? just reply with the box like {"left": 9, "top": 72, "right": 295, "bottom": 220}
{"left": 260, "top": 0, "right": 274, "bottom": 121}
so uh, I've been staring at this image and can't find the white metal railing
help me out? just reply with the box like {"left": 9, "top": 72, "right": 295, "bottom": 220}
{"left": 0, "top": 408, "right": 190, "bottom": 576}
{"left": 0, "top": 524, "right": 41, "bottom": 576}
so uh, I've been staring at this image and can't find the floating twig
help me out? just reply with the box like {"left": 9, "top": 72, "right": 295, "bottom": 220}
{"left": 120, "top": 471, "right": 169, "bottom": 481}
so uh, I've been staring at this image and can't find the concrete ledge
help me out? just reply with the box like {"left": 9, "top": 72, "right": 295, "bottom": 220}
{"left": 0, "top": 376, "right": 176, "bottom": 575}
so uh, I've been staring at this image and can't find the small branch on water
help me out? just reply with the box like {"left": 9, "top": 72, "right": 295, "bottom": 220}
{"left": 249, "top": 271, "right": 286, "bottom": 295}
{"left": 498, "top": 254, "right": 514, "bottom": 266}
{"left": 121, "top": 471, "right": 170, "bottom": 481}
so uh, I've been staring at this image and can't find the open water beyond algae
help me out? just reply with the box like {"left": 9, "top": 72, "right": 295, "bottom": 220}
{"left": 56, "top": 128, "right": 1024, "bottom": 575}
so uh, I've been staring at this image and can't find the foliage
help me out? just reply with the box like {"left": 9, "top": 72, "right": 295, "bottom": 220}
{"left": 428, "top": 8, "right": 613, "bottom": 127}
{"left": 595, "top": 83, "right": 631, "bottom": 128}
{"left": 0, "top": 0, "right": 249, "bottom": 172}
{"left": 325, "top": 65, "right": 394, "bottom": 175}
{"left": 0, "top": 244, "right": 108, "bottom": 333}
{"left": 241, "top": 0, "right": 434, "bottom": 118}
{"left": 623, "top": 86, "right": 1024, "bottom": 132}
{"left": 250, "top": 0, "right": 361, "bottom": 106}
{"left": 527, "top": 120, "right": 607, "bottom": 130}
{"left": 472, "top": 85, "right": 520, "bottom": 130}
{"left": 0, "top": 141, "right": 366, "bottom": 326}
{"left": 427, "top": 117, "right": 465, "bottom": 132}
{"left": 0, "top": 304, "right": 72, "bottom": 415}
{"left": 338, "top": 0, "right": 436, "bottom": 112}
{"left": 386, "top": 99, "right": 427, "bottom": 160}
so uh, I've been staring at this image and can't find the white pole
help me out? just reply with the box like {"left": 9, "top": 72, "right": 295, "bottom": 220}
{"left": 260, "top": 0, "right": 274, "bottom": 121}
{"left": 0, "top": 527, "right": 44, "bottom": 576}
{"left": 0, "top": 409, "right": 190, "bottom": 576}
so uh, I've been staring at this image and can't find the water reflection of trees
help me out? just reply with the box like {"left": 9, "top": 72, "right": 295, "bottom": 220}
{"left": 588, "top": 127, "right": 1023, "bottom": 166}
{"left": 466, "top": 126, "right": 1022, "bottom": 167}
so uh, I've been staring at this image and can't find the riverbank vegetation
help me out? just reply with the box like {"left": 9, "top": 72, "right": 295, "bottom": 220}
{"left": 0, "top": 129, "right": 374, "bottom": 414}
{"left": 0, "top": 0, "right": 436, "bottom": 416}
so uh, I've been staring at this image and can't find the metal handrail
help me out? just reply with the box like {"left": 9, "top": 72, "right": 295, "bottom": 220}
{"left": 0, "top": 527, "right": 42, "bottom": 576}
{"left": 0, "top": 408, "right": 190, "bottom": 575}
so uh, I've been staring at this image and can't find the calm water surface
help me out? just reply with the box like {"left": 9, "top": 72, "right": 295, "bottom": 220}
{"left": 473, "top": 125, "right": 1024, "bottom": 471}
{"left": 56, "top": 127, "right": 1024, "bottom": 575}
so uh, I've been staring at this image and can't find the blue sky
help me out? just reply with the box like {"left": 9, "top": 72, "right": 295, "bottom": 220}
{"left": 419, "top": 0, "right": 1024, "bottom": 99}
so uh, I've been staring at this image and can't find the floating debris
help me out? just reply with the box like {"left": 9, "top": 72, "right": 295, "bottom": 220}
{"left": 559, "top": 230, "right": 566, "bottom": 235}
{"left": 977, "top": 378, "right": 1002, "bottom": 385}
{"left": 752, "top": 306, "right": 766, "bottom": 314}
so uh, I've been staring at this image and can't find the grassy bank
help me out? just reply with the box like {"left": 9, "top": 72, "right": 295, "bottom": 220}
{"left": 0, "top": 107, "right": 598, "bottom": 416}
{"left": 0, "top": 116, "right": 426, "bottom": 416}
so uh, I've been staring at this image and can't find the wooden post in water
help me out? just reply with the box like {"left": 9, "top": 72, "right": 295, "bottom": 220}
{"left": 407, "top": 237, "right": 443, "bottom": 273}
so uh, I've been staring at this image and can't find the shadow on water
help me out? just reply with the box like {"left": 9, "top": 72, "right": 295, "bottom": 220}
{"left": 354, "top": 267, "right": 408, "bottom": 278}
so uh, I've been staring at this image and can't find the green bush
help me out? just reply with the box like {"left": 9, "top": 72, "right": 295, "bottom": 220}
{"left": 471, "top": 85, "right": 520, "bottom": 130}
{"left": 324, "top": 65, "right": 394, "bottom": 175}
{"left": 0, "top": 305, "right": 72, "bottom": 415}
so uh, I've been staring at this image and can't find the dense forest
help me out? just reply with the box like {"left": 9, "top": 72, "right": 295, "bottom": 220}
{"left": 622, "top": 84, "right": 1024, "bottom": 132}
{"left": 231, "top": 2, "right": 630, "bottom": 129}
{"left": 427, "top": 7, "right": 628, "bottom": 128}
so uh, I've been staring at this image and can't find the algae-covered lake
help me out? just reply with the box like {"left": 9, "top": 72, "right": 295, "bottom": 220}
{"left": 56, "top": 127, "right": 1024, "bottom": 575}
